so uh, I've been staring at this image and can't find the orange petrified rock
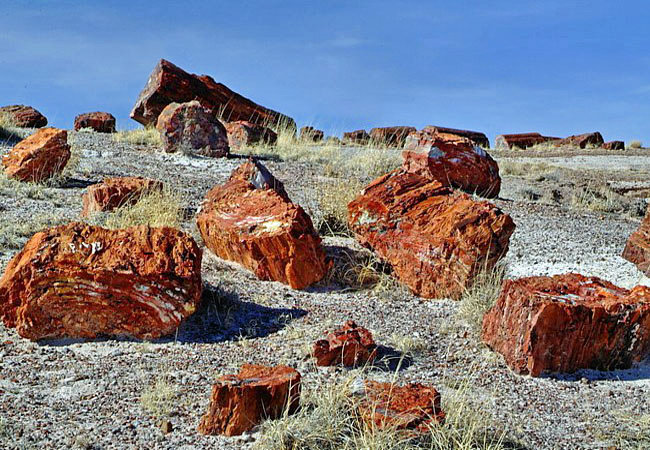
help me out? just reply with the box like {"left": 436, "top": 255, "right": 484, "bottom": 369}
{"left": 198, "top": 364, "right": 301, "bottom": 436}
{"left": 2, "top": 127, "right": 70, "bottom": 182}
{"left": 622, "top": 206, "right": 650, "bottom": 276}
{"left": 369, "top": 126, "right": 416, "bottom": 148}
{"left": 348, "top": 169, "right": 514, "bottom": 299}
{"left": 313, "top": 321, "right": 377, "bottom": 367}
{"left": 225, "top": 120, "right": 277, "bottom": 149}
{"left": 0, "top": 104, "right": 47, "bottom": 128}
{"left": 74, "top": 111, "right": 116, "bottom": 133}
{"left": 0, "top": 223, "right": 202, "bottom": 341}
{"left": 482, "top": 273, "right": 650, "bottom": 376}
{"left": 81, "top": 176, "right": 163, "bottom": 217}
{"left": 197, "top": 160, "right": 330, "bottom": 289}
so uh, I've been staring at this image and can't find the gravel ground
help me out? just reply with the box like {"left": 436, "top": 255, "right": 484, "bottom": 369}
{"left": 1, "top": 131, "right": 649, "bottom": 449}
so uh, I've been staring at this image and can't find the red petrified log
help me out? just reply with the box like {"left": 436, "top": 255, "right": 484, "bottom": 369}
{"left": 0, "top": 223, "right": 202, "bottom": 340}
{"left": 0, "top": 105, "right": 47, "bottom": 128}
{"left": 197, "top": 364, "right": 301, "bottom": 436}
{"left": 74, "top": 112, "right": 116, "bottom": 133}
{"left": 299, "top": 126, "right": 324, "bottom": 142}
{"left": 494, "top": 133, "right": 560, "bottom": 150}
{"left": 553, "top": 132, "right": 604, "bottom": 149}
{"left": 1, "top": 128, "right": 70, "bottom": 182}
{"left": 81, "top": 177, "right": 163, "bottom": 217}
{"left": 602, "top": 140, "right": 625, "bottom": 150}
{"left": 225, "top": 120, "right": 278, "bottom": 149}
{"left": 417, "top": 125, "right": 490, "bottom": 148}
{"left": 313, "top": 321, "right": 377, "bottom": 367}
{"left": 343, "top": 129, "right": 370, "bottom": 144}
{"left": 623, "top": 206, "right": 650, "bottom": 276}
{"left": 369, "top": 126, "right": 416, "bottom": 147}
{"left": 482, "top": 273, "right": 650, "bottom": 376}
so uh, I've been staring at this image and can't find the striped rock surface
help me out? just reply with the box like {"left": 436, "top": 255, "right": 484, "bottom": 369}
{"left": 0, "top": 104, "right": 47, "bottom": 128}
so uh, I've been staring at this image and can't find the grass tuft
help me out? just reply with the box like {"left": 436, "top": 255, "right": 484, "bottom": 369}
{"left": 113, "top": 126, "right": 162, "bottom": 147}
{"left": 95, "top": 187, "right": 184, "bottom": 230}
{"left": 628, "top": 140, "right": 642, "bottom": 149}
{"left": 140, "top": 377, "right": 177, "bottom": 418}
{"left": 313, "top": 179, "right": 363, "bottom": 236}
{"left": 571, "top": 184, "right": 623, "bottom": 213}
{"left": 457, "top": 263, "right": 506, "bottom": 336}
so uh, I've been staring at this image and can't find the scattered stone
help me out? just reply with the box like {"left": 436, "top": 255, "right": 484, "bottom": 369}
{"left": 197, "top": 364, "right": 301, "bottom": 436}
{"left": 299, "top": 126, "right": 324, "bottom": 142}
{"left": 348, "top": 170, "right": 515, "bottom": 299}
{"left": 417, "top": 125, "right": 490, "bottom": 148}
{"left": 369, "top": 126, "right": 416, "bottom": 148}
{"left": 155, "top": 100, "right": 229, "bottom": 157}
{"left": 74, "top": 112, "right": 116, "bottom": 133}
{"left": 602, "top": 140, "right": 625, "bottom": 150}
{"left": 359, "top": 381, "right": 445, "bottom": 432}
{"left": 622, "top": 206, "right": 650, "bottom": 276}
{"left": 553, "top": 132, "right": 604, "bottom": 149}
{"left": 196, "top": 160, "right": 330, "bottom": 289}
{"left": 403, "top": 129, "right": 501, "bottom": 198}
{"left": 0, "top": 104, "right": 47, "bottom": 128}
{"left": 225, "top": 120, "right": 277, "bottom": 149}
{"left": 342, "top": 129, "right": 370, "bottom": 145}
{"left": 494, "top": 133, "right": 560, "bottom": 150}
{"left": 0, "top": 223, "right": 202, "bottom": 340}
{"left": 159, "top": 420, "right": 173, "bottom": 434}
{"left": 81, "top": 176, "right": 163, "bottom": 217}
{"left": 482, "top": 273, "right": 650, "bottom": 376}
{"left": 313, "top": 321, "right": 377, "bottom": 367}
{"left": 130, "top": 59, "right": 295, "bottom": 129}
{"left": 2, "top": 127, "right": 70, "bottom": 182}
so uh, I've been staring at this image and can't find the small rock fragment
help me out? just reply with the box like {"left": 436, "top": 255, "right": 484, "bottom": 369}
{"left": 313, "top": 321, "right": 377, "bottom": 367}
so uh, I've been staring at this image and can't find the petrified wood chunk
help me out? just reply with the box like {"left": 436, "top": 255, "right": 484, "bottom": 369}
{"left": 74, "top": 111, "right": 116, "bottom": 133}
{"left": 2, "top": 127, "right": 70, "bottom": 182}
{"left": 602, "top": 140, "right": 625, "bottom": 150}
{"left": 313, "top": 321, "right": 377, "bottom": 367}
{"left": 494, "top": 133, "right": 560, "bottom": 150}
{"left": 369, "top": 126, "right": 416, "bottom": 147}
{"left": 553, "top": 132, "right": 604, "bottom": 149}
{"left": 225, "top": 120, "right": 277, "bottom": 149}
{"left": 299, "top": 126, "right": 324, "bottom": 142}
{"left": 343, "top": 129, "right": 370, "bottom": 144}
{"left": 0, "top": 223, "right": 202, "bottom": 341}
{"left": 81, "top": 176, "right": 163, "bottom": 217}
{"left": 418, "top": 125, "right": 489, "bottom": 148}
{"left": 623, "top": 206, "right": 650, "bottom": 276}
{"left": 0, "top": 104, "right": 47, "bottom": 128}
{"left": 482, "top": 273, "right": 650, "bottom": 376}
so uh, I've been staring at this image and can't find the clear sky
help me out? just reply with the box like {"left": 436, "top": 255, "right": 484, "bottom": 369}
{"left": 1, "top": 0, "right": 649, "bottom": 145}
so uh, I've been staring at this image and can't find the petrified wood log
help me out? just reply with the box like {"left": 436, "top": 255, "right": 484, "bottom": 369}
{"left": 74, "top": 112, "right": 116, "bottom": 133}
{"left": 494, "top": 133, "right": 560, "bottom": 150}
{"left": 81, "top": 176, "right": 163, "bottom": 217}
{"left": 369, "top": 126, "right": 416, "bottom": 147}
{"left": 0, "top": 104, "right": 47, "bottom": 128}
{"left": 623, "top": 206, "right": 650, "bottom": 276}
{"left": 225, "top": 120, "right": 278, "bottom": 149}
{"left": 419, "top": 125, "right": 490, "bottom": 148}
{"left": 553, "top": 132, "right": 604, "bottom": 149}
{"left": 2, "top": 128, "right": 70, "bottom": 182}
{"left": 313, "top": 321, "right": 377, "bottom": 367}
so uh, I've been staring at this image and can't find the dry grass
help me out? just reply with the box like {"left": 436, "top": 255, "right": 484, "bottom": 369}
{"left": 97, "top": 187, "right": 184, "bottom": 230}
{"left": 456, "top": 263, "right": 506, "bottom": 336}
{"left": 628, "top": 140, "right": 643, "bottom": 149}
{"left": 140, "top": 377, "right": 177, "bottom": 418}
{"left": 0, "top": 212, "right": 68, "bottom": 252}
{"left": 313, "top": 179, "right": 364, "bottom": 236}
{"left": 571, "top": 184, "right": 623, "bottom": 213}
{"left": 0, "top": 112, "right": 16, "bottom": 137}
{"left": 113, "top": 126, "right": 161, "bottom": 147}
{"left": 498, "top": 160, "right": 556, "bottom": 177}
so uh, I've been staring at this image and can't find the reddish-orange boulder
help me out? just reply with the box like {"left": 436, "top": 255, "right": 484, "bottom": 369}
{"left": 198, "top": 364, "right": 301, "bottom": 436}
{"left": 623, "top": 206, "right": 650, "bottom": 276}
{"left": 343, "top": 129, "right": 370, "bottom": 144}
{"left": 348, "top": 170, "right": 514, "bottom": 299}
{"left": 197, "top": 160, "right": 330, "bottom": 289}
{"left": 299, "top": 126, "right": 324, "bottom": 142}
{"left": 81, "top": 177, "right": 163, "bottom": 217}
{"left": 603, "top": 140, "right": 625, "bottom": 150}
{"left": 0, "top": 105, "right": 47, "bottom": 128}
{"left": 0, "top": 223, "right": 202, "bottom": 341}
{"left": 369, "top": 126, "right": 416, "bottom": 148}
{"left": 482, "top": 273, "right": 650, "bottom": 376}
{"left": 130, "top": 59, "right": 295, "bottom": 130}
{"left": 156, "top": 100, "right": 229, "bottom": 157}
{"left": 553, "top": 132, "right": 604, "bottom": 149}
{"left": 225, "top": 120, "right": 277, "bottom": 149}
{"left": 494, "top": 133, "right": 560, "bottom": 150}
{"left": 2, "top": 127, "right": 70, "bottom": 182}
{"left": 74, "top": 111, "right": 116, "bottom": 133}
{"left": 360, "top": 381, "right": 445, "bottom": 432}
{"left": 313, "top": 321, "right": 377, "bottom": 367}
{"left": 403, "top": 130, "right": 501, "bottom": 198}
{"left": 416, "top": 125, "right": 489, "bottom": 148}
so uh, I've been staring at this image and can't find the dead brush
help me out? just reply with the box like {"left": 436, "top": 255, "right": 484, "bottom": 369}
{"left": 570, "top": 184, "right": 623, "bottom": 213}
{"left": 456, "top": 262, "right": 507, "bottom": 336}
{"left": 314, "top": 179, "right": 363, "bottom": 236}
{"left": 140, "top": 376, "right": 178, "bottom": 418}
{"left": 497, "top": 160, "right": 555, "bottom": 177}
{"left": 100, "top": 187, "right": 184, "bottom": 230}
{"left": 113, "top": 126, "right": 162, "bottom": 147}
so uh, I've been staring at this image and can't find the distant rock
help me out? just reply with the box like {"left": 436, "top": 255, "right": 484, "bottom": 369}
{"left": 74, "top": 111, "right": 116, "bottom": 133}
{"left": 156, "top": 100, "right": 229, "bottom": 157}
{"left": 482, "top": 273, "right": 650, "bottom": 376}
{"left": 494, "top": 133, "right": 560, "bottom": 150}
{"left": 2, "top": 127, "right": 70, "bottom": 182}
{"left": 198, "top": 364, "right": 301, "bottom": 436}
{"left": 348, "top": 170, "right": 514, "bottom": 299}
{"left": 623, "top": 206, "right": 650, "bottom": 276}
{"left": 130, "top": 59, "right": 295, "bottom": 130}
{"left": 0, "top": 223, "right": 202, "bottom": 340}
{"left": 0, "top": 104, "right": 47, "bottom": 128}
{"left": 343, "top": 129, "right": 370, "bottom": 145}
{"left": 418, "top": 125, "right": 490, "bottom": 148}
{"left": 299, "top": 126, "right": 324, "bottom": 142}
{"left": 553, "top": 132, "right": 604, "bottom": 149}
{"left": 369, "top": 126, "right": 416, "bottom": 147}
{"left": 313, "top": 321, "right": 377, "bottom": 367}
{"left": 602, "top": 140, "right": 625, "bottom": 150}
{"left": 81, "top": 176, "right": 163, "bottom": 217}
{"left": 196, "top": 160, "right": 330, "bottom": 289}
{"left": 225, "top": 120, "right": 277, "bottom": 149}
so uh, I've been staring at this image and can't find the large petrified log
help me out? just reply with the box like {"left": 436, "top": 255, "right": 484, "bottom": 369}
{"left": 369, "top": 126, "right": 416, "bottom": 147}
{"left": 299, "top": 126, "right": 324, "bottom": 142}
{"left": 623, "top": 206, "right": 650, "bottom": 276}
{"left": 2, "top": 127, "right": 70, "bottom": 182}
{"left": 348, "top": 170, "right": 515, "bottom": 299}
{"left": 482, "top": 273, "right": 650, "bottom": 376}
{"left": 403, "top": 129, "right": 501, "bottom": 198}
{"left": 130, "top": 59, "right": 295, "bottom": 130}
{"left": 494, "top": 133, "right": 560, "bottom": 150}
{"left": 553, "top": 132, "right": 604, "bottom": 149}
{"left": 602, "top": 140, "right": 625, "bottom": 150}
{"left": 417, "top": 125, "right": 490, "bottom": 148}
{"left": 196, "top": 160, "right": 330, "bottom": 289}
{"left": 81, "top": 176, "right": 163, "bottom": 217}
{"left": 0, "top": 104, "right": 47, "bottom": 128}
{"left": 225, "top": 120, "right": 277, "bottom": 149}
{"left": 313, "top": 321, "right": 377, "bottom": 367}
{"left": 198, "top": 364, "right": 301, "bottom": 436}
{"left": 343, "top": 129, "right": 370, "bottom": 144}
{"left": 74, "top": 111, "right": 116, "bottom": 133}
{"left": 0, "top": 223, "right": 202, "bottom": 340}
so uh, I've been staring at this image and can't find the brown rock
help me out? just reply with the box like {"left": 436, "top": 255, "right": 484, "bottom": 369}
{"left": 553, "top": 132, "right": 604, "bottom": 149}
{"left": 130, "top": 59, "right": 295, "bottom": 130}
{"left": 0, "top": 105, "right": 47, "bottom": 128}
{"left": 74, "top": 111, "right": 116, "bottom": 133}
{"left": 482, "top": 273, "right": 650, "bottom": 376}
{"left": 418, "top": 125, "right": 490, "bottom": 148}
{"left": 299, "top": 126, "right": 324, "bottom": 142}
{"left": 313, "top": 321, "right": 377, "bottom": 367}
{"left": 369, "top": 126, "right": 416, "bottom": 148}
{"left": 403, "top": 130, "right": 501, "bottom": 198}
{"left": 2, "top": 127, "right": 70, "bottom": 182}
{"left": 225, "top": 120, "right": 277, "bottom": 149}
{"left": 360, "top": 381, "right": 445, "bottom": 432}
{"left": 0, "top": 223, "right": 202, "bottom": 341}
{"left": 198, "top": 364, "right": 301, "bottom": 436}
{"left": 81, "top": 177, "right": 163, "bottom": 217}
{"left": 494, "top": 133, "right": 560, "bottom": 150}
{"left": 196, "top": 160, "right": 330, "bottom": 289}
{"left": 603, "top": 140, "right": 625, "bottom": 150}
{"left": 623, "top": 206, "right": 650, "bottom": 276}
{"left": 343, "top": 129, "right": 370, "bottom": 145}
{"left": 348, "top": 170, "right": 515, "bottom": 299}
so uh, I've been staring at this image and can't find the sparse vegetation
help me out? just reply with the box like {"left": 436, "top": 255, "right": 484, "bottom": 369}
{"left": 571, "top": 184, "right": 623, "bottom": 213}
{"left": 98, "top": 187, "right": 184, "bottom": 229}
{"left": 628, "top": 140, "right": 643, "bottom": 149}
{"left": 457, "top": 263, "right": 506, "bottom": 335}
{"left": 498, "top": 160, "right": 555, "bottom": 177}
{"left": 113, "top": 126, "right": 162, "bottom": 147}
{"left": 0, "top": 212, "right": 68, "bottom": 252}
{"left": 140, "top": 377, "right": 177, "bottom": 418}
{"left": 0, "top": 112, "right": 16, "bottom": 139}
{"left": 313, "top": 179, "right": 363, "bottom": 236}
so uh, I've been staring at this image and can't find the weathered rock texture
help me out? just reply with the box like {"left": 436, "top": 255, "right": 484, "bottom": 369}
{"left": 343, "top": 129, "right": 370, "bottom": 144}
{"left": 299, "top": 126, "right": 324, "bottom": 142}
{"left": 198, "top": 364, "right": 301, "bottom": 436}
{"left": 418, "top": 125, "right": 490, "bottom": 148}
{"left": 403, "top": 130, "right": 501, "bottom": 198}
{"left": 482, "top": 273, "right": 650, "bottom": 376}
{"left": 553, "top": 132, "right": 604, "bottom": 149}
{"left": 369, "top": 126, "right": 416, "bottom": 147}
{"left": 348, "top": 170, "right": 514, "bottom": 299}
{"left": 2, "top": 127, "right": 70, "bottom": 182}
{"left": 0, "top": 223, "right": 202, "bottom": 341}
{"left": 603, "top": 140, "right": 625, "bottom": 150}
{"left": 623, "top": 206, "right": 650, "bottom": 276}
{"left": 0, "top": 104, "right": 47, "bottom": 128}
{"left": 73, "top": 111, "right": 116, "bottom": 133}
{"left": 494, "top": 133, "right": 560, "bottom": 150}
{"left": 225, "top": 120, "right": 277, "bottom": 149}
{"left": 81, "top": 177, "right": 163, "bottom": 217}
{"left": 313, "top": 321, "right": 377, "bottom": 367}
{"left": 197, "top": 160, "right": 330, "bottom": 289}
{"left": 156, "top": 100, "right": 229, "bottom": 157}
{"left": 360, "top": 381, "right": 445, "bottom": 432}
{"left": 130, "top": 59, "right": 295, "bottom": 130}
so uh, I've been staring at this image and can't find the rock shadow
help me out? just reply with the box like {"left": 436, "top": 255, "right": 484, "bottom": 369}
{"left": 369, "top": 345, "right": 413, "bottom": 372}
{"left": 544, "top": 359, "right": 650, "bottom": 382}
{"left": 227, "top": 152, "right": 281, "bottom": 163}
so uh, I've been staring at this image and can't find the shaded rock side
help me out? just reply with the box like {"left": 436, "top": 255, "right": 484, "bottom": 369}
{"left": 225, "top": 120, "right": 278, "bottom": 149}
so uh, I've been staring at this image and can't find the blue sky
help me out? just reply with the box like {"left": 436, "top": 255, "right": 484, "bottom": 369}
{"left": 1, "top": 0, "right": 649, "bottom": 144}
